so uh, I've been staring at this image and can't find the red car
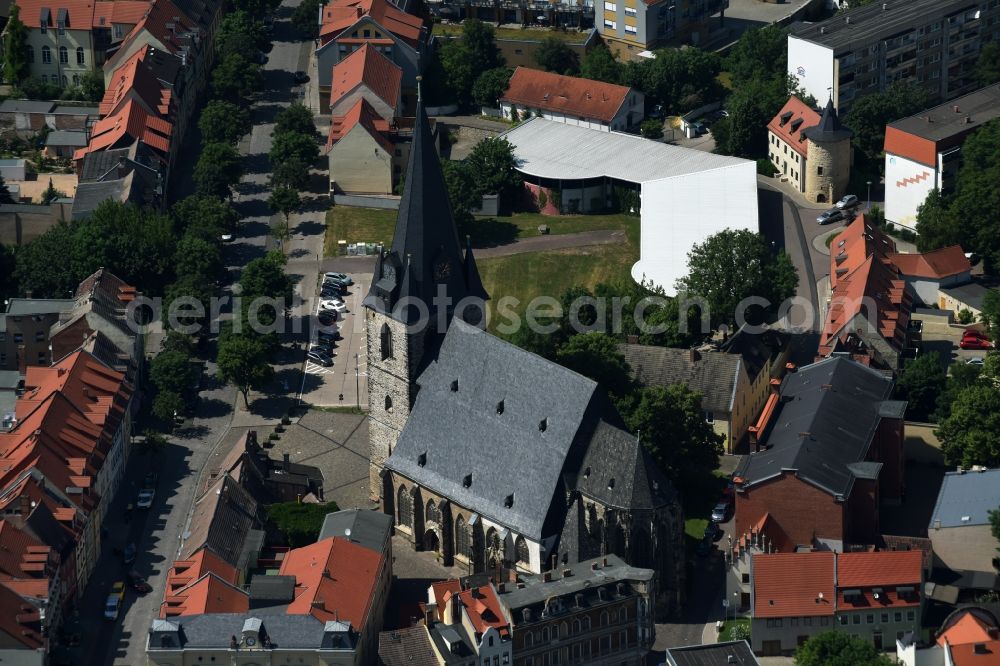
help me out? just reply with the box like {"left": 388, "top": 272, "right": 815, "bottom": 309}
{"left": 963, "top": 329, "right": 989, "bottom": 341}
{"left": 960, "top": 336, "right": 993, "bottom": 350}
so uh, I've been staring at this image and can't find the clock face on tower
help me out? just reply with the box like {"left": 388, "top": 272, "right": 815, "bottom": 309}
{"left": 434, "top": 259, "right": 451, "bottom": 281}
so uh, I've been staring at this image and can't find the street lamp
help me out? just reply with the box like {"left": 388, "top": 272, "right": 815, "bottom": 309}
{"left": 866, "top": 180, "right": 872, "bottom": 211}
{"left": 355, "top": 353, "right": 360, "bottom": 409}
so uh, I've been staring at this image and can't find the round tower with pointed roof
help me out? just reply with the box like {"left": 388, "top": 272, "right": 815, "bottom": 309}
{"left": 803, "top": 98, "right": 853, "bottom": 204}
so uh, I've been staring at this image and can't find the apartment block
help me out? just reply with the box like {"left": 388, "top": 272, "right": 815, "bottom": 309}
{"left": 598, "top": 0, "right": 728, "bottom": 56}
{"left": 788, "top": 0, "right": 1000, "bottom": 115}
{"left": 884, "top": 83, "right": 1000, "bottom": 231}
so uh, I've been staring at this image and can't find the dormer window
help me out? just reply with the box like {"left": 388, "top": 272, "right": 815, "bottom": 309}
{"left": 496, "top": 400, "right": 504, "bottom": 415}
{"left": 790, "top": 118, "right": 803, "bottom": 132}
{"left": 504, "top": 493, "right": 514, "bottom": 508}
{"left": 779, "top": 110, "right": 793, "bottom": 125}
{"left": 450, "top": 379, "right": 458, "bottom": 392}
{"left": 539, "top": 418, "right": 547, "bottom": 432}
{"left": 583, "top": 467, "right": 591, "bottom": 479}
{"left": 417, "top": 452, "right": 427, "bottom": 467}
{"left": 608, "top": 478, "right": 615, "bottom": 490}
{"left": 463, "top": 474, "right": 472, "bottom": 488}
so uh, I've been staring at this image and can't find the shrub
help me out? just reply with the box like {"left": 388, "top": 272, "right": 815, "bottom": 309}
{"left": 958, "top": 308, "right": 974, "bottom": 324}
{"left": 266, "top": 502, "right": 339, "bottom": 548}
{"left": 730, "top": 622, "right": 750, "bottom": 641}
{"left": 536, "top": 188, "right": 548, "bottom": 209}
{"left": 756, "top": 159, "right": 778, "bottom": 177}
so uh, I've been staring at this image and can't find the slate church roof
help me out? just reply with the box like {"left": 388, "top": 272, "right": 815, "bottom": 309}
{"left": 385, "top": 320, "right": 674, "bottom": 540}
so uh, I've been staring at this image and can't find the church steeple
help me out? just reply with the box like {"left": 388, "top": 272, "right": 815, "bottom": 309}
{"left": 365, "top": 79, "right": 488, "bottom": 324}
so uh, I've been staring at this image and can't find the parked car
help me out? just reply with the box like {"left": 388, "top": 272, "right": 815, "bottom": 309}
{"left": 136, "top": 488, "right": 155, "bottom": 510}
{"left": 816, "top": 208, "right": 846, "bottom": 225}
{"left": 836, "top": 194, "right": 859, "bottom": 209}
{"left": 320, "top": 300, "right": 347, "bottom": 313}
{"left": 324, "top": 272, "right": 353, "bottom": 285}
{"left": 317, "top": 330, "right": 341, "bottom": 344}
{"left": 104, "top": 581, "right": 125, "bottom": 620}
{"left": 320, "top": 288, "right": 344, "bottom": 300}
{"left": 967, "top": 356, "right": 985, "bottom": 366}
{"left": 696, "top": 538, "right": 713, "bottom": 557}
{"left": 292, "top": 71, "right": 309, "bottom": 84}
{"left": 711, "top": 502, "right": 729, "bottom": 523}
{"left": 123, "top": 542, "right": 136, "bottom": 565}
{"left": 962, "top": 329, "right": 989, "bottom": 341}
{"left": 306, "top": 350, "right": 334, "bottom": 367}
{"left": 317, "top": 311, "right": 339, "bottom": 326}
{"left": 221, "top": 232, "right": 234, "bottom": 243}
{"left": 960, "top": 336, "right": 993, "bottom": 350}
{"left": 704, "top": 522, "right": 722, "bottom": 541}
{"left": 323, "top": 278, "right": 349, "bottom": 291}
{"left": 128, "top": 571, "right": 152, "bottom": 594}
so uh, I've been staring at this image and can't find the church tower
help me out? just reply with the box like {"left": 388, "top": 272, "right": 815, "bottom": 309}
{"left": 363, "top": 85, "right": 489, "bottom": 500}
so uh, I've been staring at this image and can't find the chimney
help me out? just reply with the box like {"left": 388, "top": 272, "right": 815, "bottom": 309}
{"left": 542, "top": 571, "right": 552, "bottom": 583}
{"left": 356, "top": 6, "right": 362, "bottom": 16}
{"left": 591, "top": 562, "right": 599, "bottom": 571}
{"left": 24, "top": 290, "right": 32, "bottom": 299}
{"left": 424, "top": 603, "right": 436, "bottom": 626}
{"left": 450, "top": 594, "right": 463, "bottom": 624}
{"left": 845, "top": 15, "right": 850, "bottom": 23}
{"left": 602, "top": 557, "right": 608, "bottom": 566}
{"left": 785, "top": 362, "right": 797, "bottom": 372}
{"left": 562, "top": 568, "right": 572, "bottom": 578}
{"left": 954, "top": 105, "right": 960, "bottom": 113}
{"left": 626, "top": 334, "right": 638, "bottom": 344}
{"left": 15, "top": 345, "right": 25, "bottom": 376}
{"left": 282, "top": 453, "right": 290, "bottom": 471}
{"left": 689, "top": 348, "right": 699, "bottom": 363}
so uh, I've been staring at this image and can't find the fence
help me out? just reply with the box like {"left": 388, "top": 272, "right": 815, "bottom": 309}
{"left": 332, "top": 194, "right": 400, "bottom": 210}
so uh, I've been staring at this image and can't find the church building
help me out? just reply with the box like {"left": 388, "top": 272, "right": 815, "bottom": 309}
{"left": 363, "top": 87, "right": 685, "bottom": 619}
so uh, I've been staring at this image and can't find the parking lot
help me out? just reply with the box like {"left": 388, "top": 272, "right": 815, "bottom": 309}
{"left": 912, "top": 310, "right": 992, "bottom": 369}
{"left": 299, "top": 272, "right": 372, "bottom": 408}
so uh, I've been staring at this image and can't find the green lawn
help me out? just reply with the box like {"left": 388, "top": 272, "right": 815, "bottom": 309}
{"left": 685, "top": 517, "right": 709, "bottom": 542}
{"left": 324, "top": 206, "right": 637, "bottom": 256}
{"left": 825, "top": 230, "right": 841, "bottom": 248}
{"left": 433, "top": 23, "right": 589, "bottom": 43}
{"left": 718, "top": 617, "right": 751, "bottom": 643}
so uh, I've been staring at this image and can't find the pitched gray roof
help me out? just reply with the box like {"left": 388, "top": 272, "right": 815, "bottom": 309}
{"left": 665, "top": 640, "right": 760, "bottom": 666}
{"left": 0, "top": 101, "right": 54, "bottom": 114}
{"left": 572, "top": 420, "right": 676, "bottom": 510}
{"left": 180, "top": 474, "right": 261, "bottom": 567}
{"left": 45, "top": 130, "right": 88, "bottom": 148}
{"left": 735, "top": 356, "right": 897, "bottom": 497}
{"left": 930, "top": 468, "right": 1000, "bottom": 529}
{"left": 500, "top": 554, "right": 652, "bottom": 611}
{"left": 379, "top": 626, "right": 440, "bottom": 666}
{"left": 802, "top": 98, "right": 852, "bottom": 142}
{"left": 622, "top": 344, "right": 743, "bottom": 414}
{"left": 318, "top": 508, "right": 392, "bottom": 555}
{"left": 147, "top": 610, "right": 327, "bottom": 650}
{"left": 5, "top": 299, "right": 75, "bottom": 316}
{"left": 386, "top": 319, "right": 605, "bottom": 540}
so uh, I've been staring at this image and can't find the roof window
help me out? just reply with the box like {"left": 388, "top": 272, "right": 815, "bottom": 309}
{"left": 496, "top": 400, "right": 504, "bottom": 415}
{"left": 504, "top": 494, "right": 514, "bottom": 508}
{"left": 790, "top": 118, "right": 803, "bottom": 132}
{"left": 583, "top": 467, "right": 591, "bottom": 479}
{"left": 463, "top": 474, "right": 472, "bottom": 488}
{"left": 539, "top": 418, "right": 547, "bottom": 432}
{"left": 780, "top": 110, "right": 793, "bottom": 125}
{"left": 450, "top": 379, "right": 458, "bottom": 392}
{"left": 417, "top": 452, "right": 427, "bottom": 467}
{"left": 608, "top": 478, "right": 615, "bottom": 490}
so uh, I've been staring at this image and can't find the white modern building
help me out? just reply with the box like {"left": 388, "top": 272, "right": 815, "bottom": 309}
{"left": 503, "top": 118, "right": 758, "bottom": 295}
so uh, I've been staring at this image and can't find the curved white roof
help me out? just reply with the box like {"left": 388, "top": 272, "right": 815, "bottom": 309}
{"left": 503, "top": 117, "right": 748, "bottom": 184}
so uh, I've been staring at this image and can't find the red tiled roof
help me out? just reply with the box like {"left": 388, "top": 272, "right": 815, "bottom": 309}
{"left": 280, "top": 536, "right": 383, "bottom": 628}
{"left": 838, "top": 550, "right": 923, "bottom": 588}
{"left": 114, "top": 0, "right": 198, "bottom": 60}
{"left": 13, "top": 0, "right": 95, "bottom": 29}
{"left": 0, "top": 521, "right": 48, "bottom": 580}
{"left": 501, "top": 67, "right": 632, "bottom": 124}
{"left": 733, "top": 512, "right": 793, "bottom": 556}
{"left": 329, "top": 43, "right": 401, "bottom": 112}
{"left": 100, "top": 46, "right": 173, "bottom": 118}
{"left": 77, "top": 98, "right": 172, "bottom": 160}
{"left": 888, "top": 245, "right": 971, "bottom": 280}
{"left": 161, "top": 572, "right": 249, "bottom": 617}
{"left": 458, "top": 585, "right": 509, "bottom": 640}
{"left": 947, "top": 641, "right": 1000, "bottom": 664}
{"left": 767, "top": 96, "right": 821, "bottom": 157}
{"left": 326, "top": 97, "right": 394, "bottom": 153}
{"left": 829, "top": 215, "right": 895, "bottom": 289}
{"left": 753, "top": 552, "right": 835, "bottom": 618}
{"left": 0, "top": 582, "right": 43, "bottom": 649}
{"left": 430, "top": 580, "right": 461, "bottom": 621}
{"left": 320, "top": 0, "right": 423, "bottom": 47}
{"left": 938, "top": 608, "right": 1000, "bottom": 647}
{"left": 92, "top": 0, "right": 150, "bottom": 27}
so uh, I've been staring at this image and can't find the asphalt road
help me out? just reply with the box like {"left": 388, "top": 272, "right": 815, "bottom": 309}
{"left": 69, "top": 2, "right": 312, "bottom": 664}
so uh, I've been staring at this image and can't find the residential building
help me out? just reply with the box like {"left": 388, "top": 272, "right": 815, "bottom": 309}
{"left": 367, "top": 99, "right": 685, "bottom": 619}
{"left": 148, "top": 509, "right": 392, "bottom": 666}
{"left": 788, "top": 0, "right": 1000, "bottom": 115}
{"left": 897, "top": 606, "right": 1000, "bottom": 666}
{"left": 597, "top": 0, "right": 728, "bottom": 57}
{"left": 767, "top": 96, "right": 853, "bottom": 204}
{"left": 503, "top": 117, "right": 757, "bottom": 295}
{"left": 0, "top": 581, "right": 45, "bottom": 665}
{"left": 622, "top": 327, "right": 787, "bottom": 453}
{"left": 0, "top": 297, "right": 75, "bottom": 372}
{"left": 378, "top": 625, "right": 440, "bottom": 666}
{"left": 72, "top": 142, "right": 165, "bottom": 220}
{"left": 664, "top": 640, "right": 760, "bottom": 666}
{"left": 439, "top": 4, "right": 593, "bottom": 32}
{"left": 425, "top": 579, "right": 511, "bottom": 665}
{"left": 500, "top": 67, "right": 643, "bottom": 131}
{"left": 884, "top": 83, "right": 1000, "bottom": 231}
{"left": 209, "top": 429, "right": 325, "bottom": 503}
{"left": 734, "top": 356, "right": 906, "bottom": 552}
{"left": 938, "top": 281, "right": 996, "bottom": 319}
{"left": 822, "top": 215, "right": 917, "bottom": 369}
{"left": 500, "top": 555, "right": 656, "bottom": 666}
{"left": 0, "top": 519, "right": 63, "bottom": 642}
{"left": 887, "top": 245, "right": 972, "bottom": 305}
{"left": 929, "top": 467, "right": 1000, "bottom": 575}
{"left": 0, "top": 100, "right": 97, "bottom": 132}
{"left": 44, "top": 129, "right": 88, "bottom": 158}
{"left": 314, "top": 0, "right": 426, "bottom": 115}
{"left": 750, "top": 550, "right": 923, "bottom": 656}
{"left": 327, "top": 42, "right": 402, "bottom": 117}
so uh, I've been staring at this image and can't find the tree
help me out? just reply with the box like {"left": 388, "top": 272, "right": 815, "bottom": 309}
{"left": 714, "top": 73, "right": 791, "bottom": 158}
{"left": 639, "top": 47, "right": 722, "bottom": 112}
{"left": 936, "top": 383, "right": 1000, "bottom": 468}
{"left": 915, "top": 188, "right": 958, "bottom": 252}
{"left": 174, "top": 234, "right": 222, "bottom": 284}
{"left": 292, "top": 0, "right": 320, "bottom": 37}
{"left": 0, "top": 174, "right": 14, "bottom": 204}
{"left": 794, "top": 631, "right": 895, "bottom": 666}
{"left": 982, "top": 290, "right": 1000, "bottom": 339}
{"left": 677, "top": 229, "right": 798, "bottom": 328}
{"left": 462, "top": 19, "right": 503, "bottom": 76}
{"left": 272, "top": 156, "right": 310, "bottom": 189}
{"left": 948, "top": 119, "right": 1000, "bottom": 272}
{"left": 472, "top": 67, "right": 512, "bottom": 109}
{"left": 217, "top": 11, "right": 268, "bottom": 56}
{"left": 441, "top": 159, "right": 481, "bottom": 223}
{"left": 212, "top": 53, "right": 263, "bottom": 104}
{"left": 3, "top": 5, "right": 29, "bottom": 86}
{"left": 724, "top": 25, "right": 787, "bottom": 88}
{"left": 935, "top": 362, "right": 982, "bottom": 422}
{"left": 195, "top": 142, "right": 243, "bottom": 198}
{"left": 151, "top": 350, "right": 200, "bottom": 400}
{"left": 270, "top": 131, "right": 318, "bottom": 168}
{"left": 895, "top": 352, "right": 947, "bottom": 422}
{"left": 240, "top": 250, "right": 294, "bottom": 313}
{"left": 268, "top": 187, "right": 301, "bottom": 224}
{"left": 40, "top": 178, "right": 66, "bottom": 204}
{"left": 14, "top": 222, "right": 85, "bottom": 298}
{"left": 0, "top": 243, "right": 16, "bottom": 303}
{"left": 555, "top": 332, "right": 634, "bottom": 399}
{"left": 266, "top": 502, "right": 339, "bottom": 547}
{"left": 581, "top": 43, "right": 621, "bottom": 84}
{"left": 990, "top": 506, "right": 1000, "bottom": 550}
{"left": 171, "top": 195, "right": 238, "bottom": 240}
{"left": 975, "top": 42, "right": 1000, "bottom": 87}
{"left": 845, "top": 81, "right": 931, "bottom": 164}
{"left": 152, "top": 390, "right": 186, "bottom": 423}
{"left": 623, "top": 384, "right": 724, "bottom": 484}
{"left": 274, "top": 103, "right": 316, "bottom": 137}
{"left": 199, "top": 100, "right": 251, "bottom": 146}
{"left": 534, "top": 37, "right": 579, "bottom": 75}
{"left": 640, "top": 119, "right": 663, "bottom": 140}
{"left": 269, "top": 218, "right": 291, "bottom": 252}
{"left": 439, "top": 40, "right": 476, "bottom": 109}
{"left": 466, "top": 136, "right": 522, "bottom": 203}
{"left": 217, "top": 329, "right": 274, "bottom": 407}
{"left": 77, "top": 70, "right": 105, "bottom": 102}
